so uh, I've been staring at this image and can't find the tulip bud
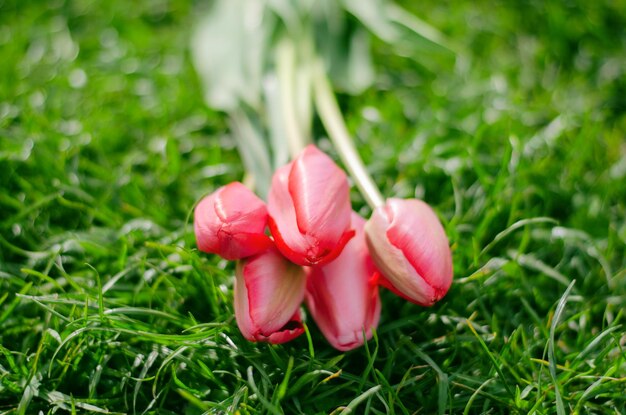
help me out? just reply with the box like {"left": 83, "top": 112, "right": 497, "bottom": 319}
{"left": 365, "top": 198, "right": 453, "bottom": 306}
{"left": 234, "top": 247, "right": 306, "bottom": 343}
{"left": 194, "top": 182, "right": 273, "bottom": 260}
{"left": 305, "top": 213, "right": 381, "bottom": 351}
{"left": 268, "top": 145, "right": 354, "bottom": 266}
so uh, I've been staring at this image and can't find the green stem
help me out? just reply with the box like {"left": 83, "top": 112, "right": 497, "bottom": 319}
{"left": 276, "top": 39, "right": 309, "bottom": 157}
{"left": 312, "top": 59, "right": 385, "bottom": 209}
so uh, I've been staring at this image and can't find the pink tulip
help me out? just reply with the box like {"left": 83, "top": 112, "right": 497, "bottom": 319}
{"left": 365, "top": 198, "right": 453, "bottom": 306}
{"left": 234, "top": 247, "right": 307, "bottom": 343}
{"left": 305, "top": 212, "right": 381, "bottom": 351}
{"left": 194, "top": 182, "right": 273, "bottom": 260}
{"left": 268, "top": 145, "right": 354, "bottom": 266}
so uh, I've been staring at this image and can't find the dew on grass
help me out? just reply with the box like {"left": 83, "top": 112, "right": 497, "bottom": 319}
{"left": 161, "top": 54, "right": 183, "bottom": 75}
{"left": 149, "top": 136, "right": 168, "bottom": 153}
{"left": 25, "top": 39, "right": 46, "bottom": 64}
{"left": 99, "top": 28, "right": 126, "bottom": 63}
{"left": 135, "top": 78, "right": 155, "bottom": 96}
{"left": 0, "top": 102, "right": 19, "bottom": 120}
{"left": 361, "top": 106, "right": 381, "bottom": 123}
{"left": 598, "top": 57, "right": 622, "bottom": 84}
{"left": 172, "top": 114, "right": 208, "bottom": 138}
{"left": 609, "top": 155, "right": 626, "bottom": 179}
{"left": 57, "top": 119, "right": 83, "bottom": 136}
{"left": 122, "top": 57, "right": 140, "bottom": 74}
{"left": 100, "top": 27, "right": 119, "bottom": 48}
{"left": 199, "top": 164, "right": 230, "bottom": 179}
{"left": 29, "top": 90, "right": 46, "bottom": 108}
{"left": 59, "top": 138, "right": 71, "bottom": 152}
{"left": 13, "top": 139, "right": 35, "bottom": 161}
{"left": 143, "top": 268, "right": 157, "bottom": 283}
{"left": 68, "top": 68, "right": 87, "bottom": 88}
{"left": 78, "top": 133, "right": 92, "bottom": 145}
{"left": 50, "top": 19, "right": 78, "bottom": 62}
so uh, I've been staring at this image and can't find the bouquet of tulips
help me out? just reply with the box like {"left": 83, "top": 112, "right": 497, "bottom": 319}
{"left": 192, "top": 0, "right": 455, "bottom": 351}
{"left": 194, "top": 144, "right": 452, "bottom": 351}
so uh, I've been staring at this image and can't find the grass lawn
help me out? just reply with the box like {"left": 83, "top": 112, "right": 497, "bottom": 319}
{"left": 1, "top": 0, "right": 625, "bottom": 413}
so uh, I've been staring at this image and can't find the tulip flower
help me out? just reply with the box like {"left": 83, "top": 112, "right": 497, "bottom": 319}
{"left": 305, "top": 212, "right": 381, "bottom": 351}
{"left": 234, "top": 246, "right": 307, "bottom": 343}
{"left": 194, "top": 182, "right": 273, "bottom": 260}
{"left": 268, "top": 144, "right": 354, "bottom": 266}
{"left": 365, "top": 198, "right": 453, "bottom": 307}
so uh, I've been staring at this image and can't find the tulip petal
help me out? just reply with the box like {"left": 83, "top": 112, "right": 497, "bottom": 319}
{"left": 243, "top": 248, "right": 306, "bottom": 335}
{"left": 219, "top": 232, "right": 273, "bottom": 261}
{"left": 194, "top": 192, "right": 221, "bottom": 253}
{"left": 234, "top": 248, "right": 306, "bottom": 344}
{"left": 385, "top": 199, "right": 453, "bottom": 298}
{"left": 313, "top": 228, "right": 356, "bottom": 265}
{"left": 233, "top": 260, "right": 255, "bottom": 341}
{"left": 212, "top": 182, "right": 263, "bottom": 222}
{"left": 306, "top": 213, "right": 381, "bottom": 351}
{"left": 288, "top": 145, "right": 351, "bottom": 245}
{"left": 263, "top": 310, "right": 305, "bottom": 344}
{"left": 365, "top": 203, "right": 440, "bottom": 306}
{"left": 194, "top": 182, "right": 272, "bottom": 260}
{"left": 267, "top": 163, "right": 310, "bottom": 263}
{"left": 268, "top": 145, "right": 354, "bottom": 266}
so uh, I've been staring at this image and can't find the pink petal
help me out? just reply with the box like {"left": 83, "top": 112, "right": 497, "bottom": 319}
{"left": 365, "top": 202, "right": 441, "bottom": 306}
{"left": 288, "top": 145, "right": 351, "bottom": 246}
{"left": 194, "top": 191, "right": 221, "bottom": 254}
{"left": 305, "top": 212, "right": 381, "bottom": 351}
{"left": 268, "top": 146, "right": 354, "bottom": 266}
{"left": 219, "top": 232, "right": 273, "bottom": 261}
{"left": 194, "top": 182, "right": 272, "bottom": 260}
{"left": 385, "top": 199, "right": 453, "bottom": 298}
{"left": 261, "top": 310, "right": 305, "bottom": 344}
{"left": 243, "top": 247, "right": 307, "bottom": 336}
{"left": 311, "top": 229, "right": 356, "bottom": 266}
{"left": 267, "top": 163, "right": 310, "bottom": 264}
{"left": 233, "top": 260, "right": 255, "bottom": 341}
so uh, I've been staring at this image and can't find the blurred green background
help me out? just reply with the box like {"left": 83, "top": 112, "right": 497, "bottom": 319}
{"left": 1, "top": 0, "right": 625, "bottom": 414}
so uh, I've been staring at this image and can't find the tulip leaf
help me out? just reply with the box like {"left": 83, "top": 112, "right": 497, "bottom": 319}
{"left": 229, "top": 110, "right": 273, "bottom": 198}
{"left": 190, "top": 0, "right": 271, "bottom": 111}
{"left": 264, "top": 73, "right": 291, "bottom": 170}
{"left": 341, "top": 0, "right": 456, "bottom": 70}
{"left": 312, "top": 3, "right": 376, "bottom": 94}
{"left": 332, "top": 27, "right": 376, "bottom": 95}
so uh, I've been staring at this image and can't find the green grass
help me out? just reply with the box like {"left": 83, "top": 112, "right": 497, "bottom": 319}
{"left": 1, "top": 0, "right": 625, "bottom": 414}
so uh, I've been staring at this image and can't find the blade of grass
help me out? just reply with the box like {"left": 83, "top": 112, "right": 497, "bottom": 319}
{"left": 466, "top": 319, "right": 514, "bottom": 399}
{"left": 340, "top": 385, "right": 382, "bottom": 414}
{"left": 549, "top": 279, "right": 576, "bottom": 415}
{"left": 480, "top": 217, "right": 558, "bottom": 256}
{"left": 406, "top": 343, "right": 450, "bottom": 415}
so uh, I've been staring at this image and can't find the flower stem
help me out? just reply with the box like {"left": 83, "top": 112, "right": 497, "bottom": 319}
{"left": 276, "top": 39, "right": 309, "bottom": 157}
{"left": 312, "top": 59, "right": 385, "bottom": 209}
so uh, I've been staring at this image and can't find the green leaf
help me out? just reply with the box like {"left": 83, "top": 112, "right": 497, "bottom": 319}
{"left": 191, "top": 0, "right": 271, "bottom": 111}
